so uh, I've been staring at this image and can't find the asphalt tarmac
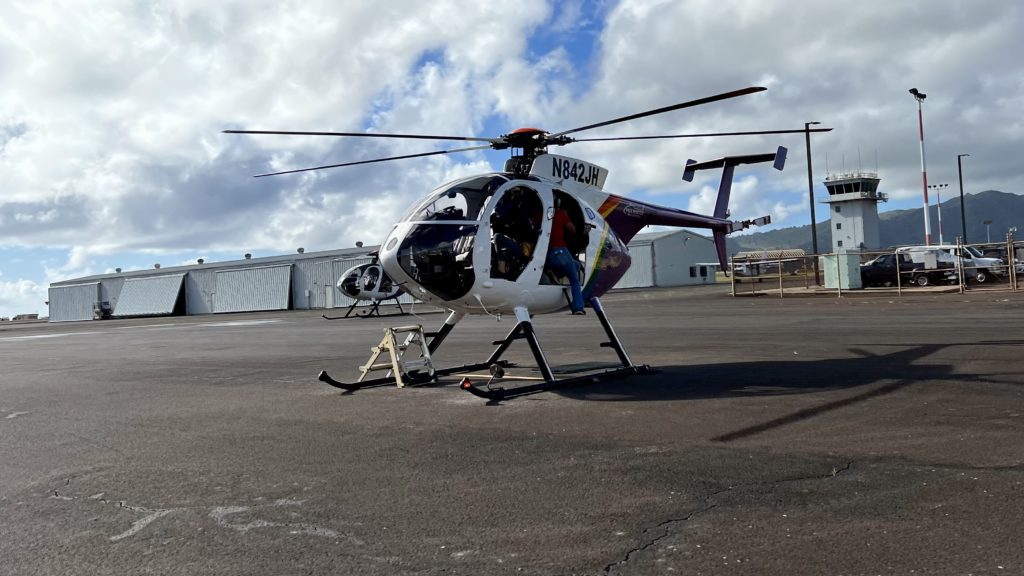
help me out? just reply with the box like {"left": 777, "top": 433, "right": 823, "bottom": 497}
{"left": 2, "top": 285, "right": 1022, "bottom": 575}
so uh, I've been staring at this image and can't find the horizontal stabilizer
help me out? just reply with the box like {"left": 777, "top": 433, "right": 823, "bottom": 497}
{"left": 682, "top": 146, "right": 787, "bottom": 182}
{"left": 772, "top": 146, "right": 787, "bottom": 171}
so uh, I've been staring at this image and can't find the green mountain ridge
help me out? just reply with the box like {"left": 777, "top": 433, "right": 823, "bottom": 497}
{"left": 727, "top": 190, "right": 1022, "bottom": 254}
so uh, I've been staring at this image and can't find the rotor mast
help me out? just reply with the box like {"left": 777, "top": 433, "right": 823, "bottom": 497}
{"left": 501, "top": 128, "right": 569, "bottom": 176}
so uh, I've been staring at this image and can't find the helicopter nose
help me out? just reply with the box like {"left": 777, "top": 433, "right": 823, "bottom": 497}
{"left": 378, "top": 225, "right": 408, "bottom": 275}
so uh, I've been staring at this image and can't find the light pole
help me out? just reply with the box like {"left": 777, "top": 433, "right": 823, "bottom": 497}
{"left": 805, "top": 121, "right": 821, "bottom": 285}
{"left": 957, "top": 154, "right": 970, "bottom": 244}
{"left": 928, "top": 183, "right": 949, "bottom": 244}
{"left": 984, "top": 219, "right": 993, "bottom": 243}
{"left": 910, "top": 88, "right": 932, "bottom": 245}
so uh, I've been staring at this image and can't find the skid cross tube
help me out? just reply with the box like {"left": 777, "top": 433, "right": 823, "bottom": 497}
{"left": 459, "top": 296, "right": 654, "bottom": 401}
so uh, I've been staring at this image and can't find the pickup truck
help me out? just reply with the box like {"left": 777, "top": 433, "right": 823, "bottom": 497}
{"left": 897, "top": 244, "right": 1005, "bottom": 284}
{"left": 860, "top": 253, "right": 953, "bottom": 287}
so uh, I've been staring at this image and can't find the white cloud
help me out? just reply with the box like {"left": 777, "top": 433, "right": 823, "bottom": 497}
{"left": 574, "top": 0, "right": 1023, "bottom": 211}
{"left": 0, "top": 276, "right": 47, "bottom": 319}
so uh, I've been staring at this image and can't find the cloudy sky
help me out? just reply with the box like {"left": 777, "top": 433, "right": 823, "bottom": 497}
{"left": 2, "top": 0, "right": 1021, "bottom": 318}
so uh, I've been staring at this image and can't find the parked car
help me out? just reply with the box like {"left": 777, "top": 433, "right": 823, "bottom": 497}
{"left": 860, "top": 253, "right": 951, "bottom": 287}
{"left": 982, "top": 247, "right": 1024, "bottom": 273}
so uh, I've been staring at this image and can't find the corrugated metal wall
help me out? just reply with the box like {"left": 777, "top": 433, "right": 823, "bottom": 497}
{"left": 652, "top": 233, "right": 717, "bottom": 286}
{"left": 112, "top": 274, "right": 185, "bottom": 317}
{"left": 214, "top": 265, "right": 292, "bottom": 313}
{"left": 396, "top": 291, "right": 416, "bottom": 305}
{"left": 100, "top": 277, "right": 125, "bottom": 309}
{"left": 293, "top": 260, "right": 335, "bottom": 309}
{"left": 614, "top": 243, "right": 654, "bottom": 288}
{"left": 186, "top": 270, "right": 218, "bottom": 315}
{"left": 48, "top": 283, "right": 99, "bottom": 322}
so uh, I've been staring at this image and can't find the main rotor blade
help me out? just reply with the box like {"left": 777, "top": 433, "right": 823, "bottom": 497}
{"left": 225, "top": 129, "right": 499, "bottom": 144}
{"left": 573, "top": 127, "right": 833, "bottom": 142}
{"left": 253, "top": 145, "right": 493, "bottom": 177}
{"left": 548, "top": 86, "right": 767, "bottom": 139}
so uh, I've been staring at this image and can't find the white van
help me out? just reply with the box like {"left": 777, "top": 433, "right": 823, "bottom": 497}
{"left": 896, "top": 244, "right": 1005, "bottom": 283}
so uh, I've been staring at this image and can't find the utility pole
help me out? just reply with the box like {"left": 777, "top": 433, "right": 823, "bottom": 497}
{"left": 957, "top": 153, "right": 970, "bottom": 244}
{"left": 805, "top": 121, "right": 821, "bottom": 285}
{"left": 910, "top": 88, "right": 932, "bottom": 244}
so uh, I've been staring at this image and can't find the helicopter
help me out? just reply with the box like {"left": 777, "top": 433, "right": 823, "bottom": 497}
{"left": 321, "top": 253, "right": 408, "bottom": 319}
{"left": 225, "top": 86, "right": 831, "bottom": 400}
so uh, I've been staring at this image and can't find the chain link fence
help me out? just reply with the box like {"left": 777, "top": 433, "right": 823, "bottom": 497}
{"left": 729, "top": 235, "right": 1022, "bottom": 297}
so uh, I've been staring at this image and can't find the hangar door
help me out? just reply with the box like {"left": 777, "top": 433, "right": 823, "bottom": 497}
{"left": 48, "top": 282, "right": 100, "bottom": 322}
{"left": 214, "top": 265, "right": 292, "bottom": 313}
{"left": 113, "top": 274, "right": 186, "bottom": 318}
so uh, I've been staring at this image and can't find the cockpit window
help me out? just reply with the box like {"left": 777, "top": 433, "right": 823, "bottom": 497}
{"left": 340, "top": 268, "right": 362, "bottom": 297}
{"left": 490, "top": 186, "right": 542, "bottom": 281}
{"left": 402, "top": 175, "right": 507, "bottom": 222}
{"left": 396, "top": 224, "right": 477, "bottom": 301}
{"left": 362, "top": 266, "right": 380, "bottom": 291}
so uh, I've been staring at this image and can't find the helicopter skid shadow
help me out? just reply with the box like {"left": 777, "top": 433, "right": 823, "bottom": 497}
{"left": 553, "top": 341, "right": 1024, "bottom": 403}
{"left": 543, "top": 341, "right": 1024, "bottom": 439}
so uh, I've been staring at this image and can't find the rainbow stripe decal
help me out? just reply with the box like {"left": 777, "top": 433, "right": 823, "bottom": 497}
{"left": 598, "top": 196, "right": 622, "bottom": 219}
{"left": 581, "top": 222, "right": 631, "bottom": 299}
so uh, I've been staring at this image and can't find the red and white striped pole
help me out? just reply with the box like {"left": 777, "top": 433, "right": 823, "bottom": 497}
{"left": 910, "top": 88, "right": 931, "bottom": 245}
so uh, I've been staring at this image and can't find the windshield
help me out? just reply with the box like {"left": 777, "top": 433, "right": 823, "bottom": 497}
{"left": 401, "top": 175, "right": 507, "bottom": 223}
{"left": 339, "top": 267, "right": 363, "bottom": 297}
{"left": 396, "top": 224, "right": 477, "bottom": 301}
{"left": 964, "top": 246, "right": 984, "bottom": 258}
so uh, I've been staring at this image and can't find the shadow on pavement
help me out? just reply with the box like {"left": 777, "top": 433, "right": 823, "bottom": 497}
{"left": 557, "top": 340, "right": 1024, "bottom": 403}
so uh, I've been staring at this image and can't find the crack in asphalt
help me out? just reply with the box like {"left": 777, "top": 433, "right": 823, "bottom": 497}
{"left": 602, "top": 460, "right": 855, "bottom": 574}
{"left": 603, "top": 503, "right": 719, "bottom": 574}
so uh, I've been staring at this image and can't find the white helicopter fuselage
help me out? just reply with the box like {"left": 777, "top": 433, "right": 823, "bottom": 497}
{"left": 379, "top": 154, "right": 630, "bottom": 317}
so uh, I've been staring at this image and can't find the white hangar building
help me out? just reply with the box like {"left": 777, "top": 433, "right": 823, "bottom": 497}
{"left": 615, "top": 229, "right": 719, "bottom": 289}
{"left": 47, "top": 229, "right": 717, "bottom": 322}
{"left": 46, "top": 247, "right": 408, "bottom": 323}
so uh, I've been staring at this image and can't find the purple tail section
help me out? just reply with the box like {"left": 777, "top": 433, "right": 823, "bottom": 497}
{"left": 713, "top": 165, "right": 736, "bottom": 220}
{"left": 713, "top": 229, "right": 728, "bottom": 270}
{"left": 599, "top": 146, "right": 785, "bottom": 269}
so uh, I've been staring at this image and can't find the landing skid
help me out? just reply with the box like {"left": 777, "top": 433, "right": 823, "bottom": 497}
{"left": 318, "top": 360, "right": 514, "bottom": 392}
{"left": 321, "top": 297, "right": 406, "bottom": 320}
{"left": 459, "top": 364, "right": 654, "bottom": 401}
{"left": 318, "top": 297, "right": 653, "bottom": 401}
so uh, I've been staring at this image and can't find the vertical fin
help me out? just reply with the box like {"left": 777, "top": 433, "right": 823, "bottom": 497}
{"left": 713, "top": 229, "right": 728, "bottom": 269}
{"left": 713, "top": 165, "right": 736, "bottom": 220}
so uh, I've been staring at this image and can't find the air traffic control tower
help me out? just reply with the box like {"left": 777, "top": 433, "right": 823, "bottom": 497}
{"left": 822, "top": 171, "right": 887, "bottom": 253}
